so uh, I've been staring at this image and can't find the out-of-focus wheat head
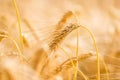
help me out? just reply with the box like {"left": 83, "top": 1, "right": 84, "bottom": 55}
{"left": 0, "top": 0, "right": 120, "bottom": 80}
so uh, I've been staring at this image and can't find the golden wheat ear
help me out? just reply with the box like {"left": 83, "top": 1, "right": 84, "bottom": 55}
{"left": 56, "top": 11, "right": 74, "bottom": 30}
{"left": 48, "top": 11, "right": 75, "bottom": 51}
{"left": 49, "top": 23, "right": 79, "bottom": 51}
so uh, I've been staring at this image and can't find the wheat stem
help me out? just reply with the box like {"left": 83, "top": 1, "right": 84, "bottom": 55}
{"left": 60, "top": 47, "right": 88, "bottom": 80}
{"left": 0, "top": 34, "right": 28, "bottom": 62}
{"left": 78, "top": 25, "right": 100, "bottom": 80}
{"left": 11, "top": 0, "right": 23, "bottom": 53}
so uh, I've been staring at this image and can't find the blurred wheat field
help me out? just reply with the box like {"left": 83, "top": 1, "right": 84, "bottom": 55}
{"left": 0, "top": 0, "right": 120, "bottom": 80}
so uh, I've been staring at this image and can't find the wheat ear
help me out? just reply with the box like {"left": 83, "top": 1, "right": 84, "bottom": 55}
{"left": 49, "top": 23, "right": 79, "bottom": 51}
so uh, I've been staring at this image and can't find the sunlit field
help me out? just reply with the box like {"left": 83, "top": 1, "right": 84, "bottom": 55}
{"left": 0, "top": 0, "right": 120, "bottom": 80}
